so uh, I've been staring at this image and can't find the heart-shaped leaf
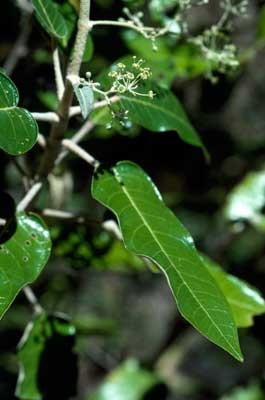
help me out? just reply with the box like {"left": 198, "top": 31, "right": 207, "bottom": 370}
{"left": 0, "top": 212, "right": 51, "bottom": 319}
{"left": 0, "top": 73, "right": 38, "bottom": 155}
{"left": 92, "top": 161, "right": 242, "bottom": 361}
{"left": 32, "top": 0, "right": 68, "bottom": 40}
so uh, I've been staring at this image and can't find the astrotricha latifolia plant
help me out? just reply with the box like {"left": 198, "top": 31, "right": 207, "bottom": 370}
{"left": 1, "top": 0, "right": 265, "bottom": 397}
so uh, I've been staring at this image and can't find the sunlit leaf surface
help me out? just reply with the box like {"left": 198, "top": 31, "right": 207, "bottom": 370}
{"left": 92, "top": 161, "right": 242, "bottom": 361}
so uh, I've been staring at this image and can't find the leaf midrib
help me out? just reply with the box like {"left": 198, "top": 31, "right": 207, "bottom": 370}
{"left": 34, "top": 0, "right": 65, "bottom": 38}
{"left": 120, "top": 94, "right": 186, "bottom": 127}
{"left": 113, "top": 167, "right": 240, "bottom": 359}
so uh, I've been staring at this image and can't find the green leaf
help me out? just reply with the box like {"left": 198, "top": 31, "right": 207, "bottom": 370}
{"left": 88, "top": 359, "right": 161, "bottom": 400}
{"left": 83, "top": 34, "right": 94, "bottom": 62}
{"left": 257, "top": 5, "right": 265, "bottom": 41}
{"left": 58, "top": 2, "right": 77, "bottom": 47}
{"left": 73, "top": 81, "right": 94, "bottom": 119}
{"left": 119, "top": 82, "right": 207, "bottom": 155}
{"left": 224, "top": 168, "right": 265, "bottom": 231}
{"left": 16, "top": 314, "right": 76, "bottom": 400}
{"left": 91, "top": 161, "right": 242, "bottom": 361}
{"left": 0, "top": 73, "right": 38, "bottom": 155}
{"left": 37, "top": 90, "right": 58, "bottom": 111}
{"left": 0, "top": 212, "right": 51, "bottom": 319}
{"left": 220, "top": 382, "right": 264, "bottom": 400}
{"left": 32, "top": 0, "right": 68, "bottom": 39}
{"left": 203, "top": 255, "right": 265, "bottom": 328}
{"left": 122, "top": 32, "right": 209, "bottom": 84}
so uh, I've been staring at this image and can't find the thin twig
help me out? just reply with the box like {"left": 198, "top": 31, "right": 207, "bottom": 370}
{"left": 102, "top": 220, "right": 123, "bottom": 241}
{"left": 52, "top": 39, "right": 65, "bottom": 100}
{"left": 10, "top": 157, "right": 30, "bottom": 178}
{"left": 41, "top": 208, "right": 102, "bottom": 225}
{"left": 37, "top": 0, "right": 92, "bottom": 178}
{"left": 38, "top": 133, "right": 47, "bottom": 148}
{"left": 55, "top": 119, "right": 94, "bottom": 165}
{"left": 32, "top": 112, "right": 60, "bottom": 123}
{"left": 4, "top": 12, "right": 32, "bottom": 75}
{"left": 16, "top": 0, "right": 33, "bottom": 13}
{"left": 90, "top": 19, "right": 154, "bottom": 38}
{"left": 62, "top": 139, "right": 100, "bottom": 169}
{"left": 23, "top": 286, "right": 43, "bottom": 314}
{"left": 17, "top": 182, "right": 43, "bottom": 212}
{"left": 32, "top": 95, "right": 120, "bottom": 122}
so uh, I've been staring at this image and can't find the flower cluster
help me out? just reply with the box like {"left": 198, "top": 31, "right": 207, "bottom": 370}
{"left": 177, "top": 0, "right": 209, "bottom": 11}
{"left": 220, "top": 0, "right": 248, "bottom": 17}
{"left": 108, "top": 57, "right": 155, "bottom": 99}
{"left": 191, "top": 27, "right": 239, "bottom": 81}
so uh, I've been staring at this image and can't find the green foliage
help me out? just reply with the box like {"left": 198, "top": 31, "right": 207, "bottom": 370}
{"left": 122, "top": 31, "right": 209, "bottom": 83}
{"left": 1, "top": 1, "right": 264, "bottom": 398}
{"left": 224, "top": 168, "right": 265, "bottom": 231}
{"left": 0, "top": 212, "right": 51, "bottom": 319}
{"left": 88, "top": 359, "right": 161, "bottom": 400}
{"left": 203, "top": 255, "right": 265, "bottom": 328}
{"left": 0, "top": 73, "right": 38, "bottom": 155}
{"left": 92, "top": 161, "right": 242, "bottom": 361}
{"left": 120, "top": 82, "right": 207, "bottom": 153}
{"left": 73, "top": 81, "right": 94, "bottom": 119}
{"left": 16, "top": 313, "right": 76, "bottom": 400}
{"left": 256, "top": 5, "right": 265, "bottom": 41}
{"left": 220, "top": 382, "right": 264, "bottom": 400}
{"left": 32, "top": 0, "right": 68, "bottom": 40}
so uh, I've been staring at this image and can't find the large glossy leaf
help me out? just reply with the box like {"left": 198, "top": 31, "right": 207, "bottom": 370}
{"left": 92, "top": 161, "right": 242, "bottom": 361}
{"left": 32, "top": 0, "right": 68, "bottom": 39}
{"left": 224, "top": 168, "right": 265, "bottom": 231}
{"left": 203, "top": 255, "right": 265, "bottom": 328}
{"left": 16, "top": 314, "right": 76, "bottom": 400}
{"left": 0, "top": 212, "right": 51, "bottom": 319}
{"left": 0, "top": 73, "right": 38, "bottom": 155}
{"left": 89, "top": 359, "right": 161, "bottom": 400}
{"left": 119, "top": 82, "right": 207, "bottom": 154}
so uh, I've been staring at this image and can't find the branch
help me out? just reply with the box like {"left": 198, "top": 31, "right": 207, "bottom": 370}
{"left": 37, "top": 0, "right": 92, "bottom": 179}
{"left": 55, "top": 119, "right": 94, "bottom": 165}
{"left": 32, "top": 112, "right": 59, "bottom": 123}
{"left": 17, "top": 119, "right": 94, "bottom": 212}
{"left": 4, "top": 11, "right": 32, "bottom": 75}
{"left": 32, "top": 95, "right": 120, "bottom": 122}
{"left": 23, "top": 286, "right": 43, "bottom": 314}
{"left": 62, "top": 139, "right": 100, "bottom": 169}
{"left": 17, "top": 182, "right": 43, "bottom": 212}
{"left": 69, "top": 95, "right": 120, "bottom": 117}
{"left": 52, "top": 39, "right": 65, "bottom": 100}
{"left": 90, "top": 19, "right": 155, "bottom": 39}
